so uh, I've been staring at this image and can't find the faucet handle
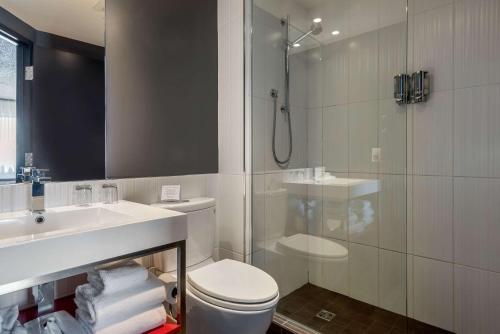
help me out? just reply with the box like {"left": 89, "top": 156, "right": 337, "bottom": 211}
{"left": 36, "top": 176, "right": 51, "bottom": 184}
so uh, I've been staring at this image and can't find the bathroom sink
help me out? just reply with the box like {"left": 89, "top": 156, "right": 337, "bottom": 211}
{"left": 0, "top": 201, "right": 186, "bottom": 295}
{"left": 0, "top": 207, "right": 130, "bottom": 243}
{"left": 284, "top": 178, "right": 380, "bottom": 200}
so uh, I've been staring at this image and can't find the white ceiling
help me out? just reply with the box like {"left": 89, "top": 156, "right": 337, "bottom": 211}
{"left": 256, "top": 0, "right": 407, "bottom": 47}
{"left": 0, "top": 0, "right": 105, "bottom": 46}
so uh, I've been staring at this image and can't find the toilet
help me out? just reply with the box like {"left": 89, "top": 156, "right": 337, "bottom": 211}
{"left": 151, "top": 198, "right": 279, "bottom": 334}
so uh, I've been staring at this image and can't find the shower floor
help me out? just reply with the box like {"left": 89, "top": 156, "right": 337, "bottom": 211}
{"left": 268, "top": 284, "right": 452, "bottom": 334}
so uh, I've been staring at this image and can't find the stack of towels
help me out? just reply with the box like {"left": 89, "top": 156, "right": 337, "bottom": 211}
{"left": 0, "top": 305, "right": 26, "bottom": 334}
{"left": 75, "top": 261, "right": 167, "bottom": 334}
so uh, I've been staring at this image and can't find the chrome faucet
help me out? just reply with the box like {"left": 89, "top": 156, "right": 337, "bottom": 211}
{"left": 19, "top": 167, "right": 51, "bottom": 212}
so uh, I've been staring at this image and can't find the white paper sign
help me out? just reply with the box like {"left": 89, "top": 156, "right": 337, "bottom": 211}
{"left": 161, "top": 185, "right": 181, "bottom": 201}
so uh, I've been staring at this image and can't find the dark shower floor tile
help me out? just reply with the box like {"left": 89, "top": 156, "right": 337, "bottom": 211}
{"left": 269, "top": 283, "right": 453, "bottom": 334}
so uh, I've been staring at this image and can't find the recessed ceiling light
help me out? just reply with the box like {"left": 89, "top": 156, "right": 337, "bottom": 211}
{"left": 293, "top": 43, "right": 301, "bottom": 48}
{"left": 313, "top": 18, "right": 322, "bottom": 23}
{"left": 331, "top": 30, "right": 340, "bottom": 36}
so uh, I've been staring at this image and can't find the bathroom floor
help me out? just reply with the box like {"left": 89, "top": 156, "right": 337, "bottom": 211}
{"left": 269, "top": 284, "right": 452, "bottom": 334}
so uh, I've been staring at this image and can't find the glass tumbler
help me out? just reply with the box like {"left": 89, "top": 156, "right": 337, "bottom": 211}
{"left": 102, "top": 183, "right": 118, "bottom": 204}
{"left": 74, "top": 184, "right": 92, "bottom": 206}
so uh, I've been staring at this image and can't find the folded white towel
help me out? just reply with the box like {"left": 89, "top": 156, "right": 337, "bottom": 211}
{"left": 75, "top": 274, "right": 166, "bottom": 331}
{"left": 10, "top": 321, "right": 26, "bottom": 334}
{"left": 87, "top": 261, "right": 148, "bottom": 295}
{"left": 78, "top": 304, "right": 166, "bottom": 334}
{"left": 0, "top": 305, "right": 19, "bottom": 331}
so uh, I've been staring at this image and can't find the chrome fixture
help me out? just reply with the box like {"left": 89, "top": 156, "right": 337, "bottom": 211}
{"left": 412, "top": 71, "right": 430, "bottom": 103}
{"left": 394, "top": 71, "right": 430, "bottom": 105}
{"left": 270, "top": 88, "right": 292, "bottom": 168}
{"left": 289, "top": 20, "right": 323, "bottom": 46}
{"left": 271, "top": 17, "right": 323, "bottom": 168}
{"left": 74, "top": 184, "right": 93, "bottom": 206}
{"left": 394, "top": 74, "right": 411, "bottom": 105}
{"left": 18, "top": 167, "right": 51, "bottom": 213}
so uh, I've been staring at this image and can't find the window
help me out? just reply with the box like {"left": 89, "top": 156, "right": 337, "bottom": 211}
{"left": 0, "top": 33, "right": 17, "bottom": 181}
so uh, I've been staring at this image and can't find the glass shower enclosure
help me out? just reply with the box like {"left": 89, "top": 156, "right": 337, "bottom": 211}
{"left": 247, "top": 0, "right": 409, "bottom": 332}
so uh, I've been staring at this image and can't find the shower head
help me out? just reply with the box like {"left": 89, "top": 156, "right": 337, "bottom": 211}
{"left": 290, "top": 20, "right": 323, "bottom": 46}
{"left": 310, "top": 21, "right": 323, "bottom": 35}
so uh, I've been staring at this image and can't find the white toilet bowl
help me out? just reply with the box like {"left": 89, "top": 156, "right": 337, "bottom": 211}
{"left": 152, "top": 199, "right": 279, "bottom": 334}
{"left": 185, "top": 259, "right": 279, "bottom": 334}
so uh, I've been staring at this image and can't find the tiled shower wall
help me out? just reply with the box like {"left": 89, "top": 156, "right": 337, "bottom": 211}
{"left": 0, "top": 174, "right": 217, "bottom": 309}
{"left": 406, "top": 0, "right": 500, "bottom": 332}
{"left": 251, "top": 0, "right": 500, "bottom": 333}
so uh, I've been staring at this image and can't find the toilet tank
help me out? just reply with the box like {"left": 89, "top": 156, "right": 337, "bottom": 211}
{"left": 151, "top": 197, "right": 216, "bottom": 273}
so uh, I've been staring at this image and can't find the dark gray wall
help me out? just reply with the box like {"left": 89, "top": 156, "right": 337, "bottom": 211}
{"left": 105, "top": 0, "right": 218, "bottom": 178}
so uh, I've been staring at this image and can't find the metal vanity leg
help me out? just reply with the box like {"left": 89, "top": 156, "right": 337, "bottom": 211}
{"left": 177, "top": 240, "right": 186, "bottom": 334}
{"left": 32, "top": 282, "right": 55, "bottom": 315}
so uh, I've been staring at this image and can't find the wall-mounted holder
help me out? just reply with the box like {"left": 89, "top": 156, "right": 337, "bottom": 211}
{"left": 394, "top": 71, "right": 430, "bottom": 105}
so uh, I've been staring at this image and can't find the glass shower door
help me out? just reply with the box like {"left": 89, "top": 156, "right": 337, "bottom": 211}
{"left": 249, "top": 1, "right": 408, "bottom": 332}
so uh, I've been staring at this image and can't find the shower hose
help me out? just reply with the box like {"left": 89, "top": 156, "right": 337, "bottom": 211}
{"left": 271, "top": 89, "right": 292, "bottom": 168}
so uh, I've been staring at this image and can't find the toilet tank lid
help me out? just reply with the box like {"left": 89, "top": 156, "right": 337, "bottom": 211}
{"left": 151, "top": 197, "right": 215, "bottom": 212}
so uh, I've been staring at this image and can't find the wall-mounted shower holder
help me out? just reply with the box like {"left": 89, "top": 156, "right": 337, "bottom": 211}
{"left": 394, "top": 71, "right": 430, "bottom": 105}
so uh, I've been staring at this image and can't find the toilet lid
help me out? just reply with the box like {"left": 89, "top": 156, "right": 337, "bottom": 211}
{"left": 277, "top": 233, "right": 348, "bottom": 260}
{"left": 187, "top": 259, "right": 279, "bottom": 305}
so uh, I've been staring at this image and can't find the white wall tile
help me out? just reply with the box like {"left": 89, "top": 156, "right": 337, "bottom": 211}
{"left": 305, "top": 49, "right": 324, "bottom": 109}
{"left": 323, "top": 106, "right": 348, "bottom": 173}
{"left": 349, "top": 101, "right": 379, "bottom": 174}
{"left": 413, "top": 90, "right": 453, "bottom": 176}
{"left": 413, "top": 256, "right": 454, "bottom": 331}
{"left": 349, "top": 242, "right": 379, "bottom": 305}
{"left": 409, "top": 0, "right": 454, "bottom": 15}
{"left": 454, "top": 84, "right": 500, "bottom": 177}
{"left": 454, "top": 0, "right": 500, "bottom": 89}
{"left": 413, "top": 176, "right": 453, "bottom": 261}
{"left": 379, "top": 249, "right": 406, "bottom": 315}
{"left": 378, "top": 23, "right": 407, "bottom": 100}
{"left": 379, "top": 99, "right": 407, "bottom": 174}
{"left": 412, "top": 4, "right": 454, "bottom": 92}
{"left": 348, "top": 30, "right": 379, "bottom": 103}
{"left": 217, "top": 174, "right": 245, "bottom": 254}
{"left": 307, "top": 109, "right": 323, "bottom": 168}
{"left": 454, "top": 265, "right": 500, "bottom": 334}
{"left": 322, "top": 40, "right": 349, "bottom": 107}
{"left": 379, "top": 174, "right": 407, "bottom": 252}
{"left": 454, "top": 177, "right": 500, "bottom": 272}
{"left": 218, "top": 16, "right": 244, "bottom": 174}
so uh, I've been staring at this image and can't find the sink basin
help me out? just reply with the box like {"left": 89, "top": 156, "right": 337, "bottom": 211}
{"left": 0, "top": 207, "right": 130, "bottom": 244}
{"left": 0, "top": 201, "right": 186, "bottom": 295}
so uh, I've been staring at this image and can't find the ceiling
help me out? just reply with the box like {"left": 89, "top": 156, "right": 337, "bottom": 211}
{"left": 0, "top": 0, "right": 105, "bottom": 46}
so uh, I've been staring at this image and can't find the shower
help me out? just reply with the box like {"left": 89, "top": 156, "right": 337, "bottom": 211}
{"left": 271, "top": 17, "right": 323, "bottom": 167}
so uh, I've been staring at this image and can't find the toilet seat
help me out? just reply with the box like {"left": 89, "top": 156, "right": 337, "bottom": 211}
{"left": 187, "top": 259, "right": 279, "bottom": 312}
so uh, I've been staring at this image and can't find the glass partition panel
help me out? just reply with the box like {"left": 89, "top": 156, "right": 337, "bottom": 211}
{"left": 250, "top": 0, "right": 409, "bottom": 332}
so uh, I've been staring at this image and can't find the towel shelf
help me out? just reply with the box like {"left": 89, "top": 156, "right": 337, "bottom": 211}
{"left": 7, "top": 240, "right": 186, "bottom": 334}
{"left": 18, "top": 295, "right": 181, "bottom": 334}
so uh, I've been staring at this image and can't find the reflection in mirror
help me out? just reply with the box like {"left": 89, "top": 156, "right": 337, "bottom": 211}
{"left": 0, "top": 33, "right": 16, "bottom": 182}
{"left": 0, "top": 0, "right": 105, "bottom": 182}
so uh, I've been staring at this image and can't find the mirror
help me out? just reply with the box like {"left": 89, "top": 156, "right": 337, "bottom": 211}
{"left": 0, "top": 0, "right": 105, "bottom": 183}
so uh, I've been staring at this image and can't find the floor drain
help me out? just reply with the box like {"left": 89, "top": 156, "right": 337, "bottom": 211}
{"left": 315, "top": 309, "right": 336, "bottom": 322}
